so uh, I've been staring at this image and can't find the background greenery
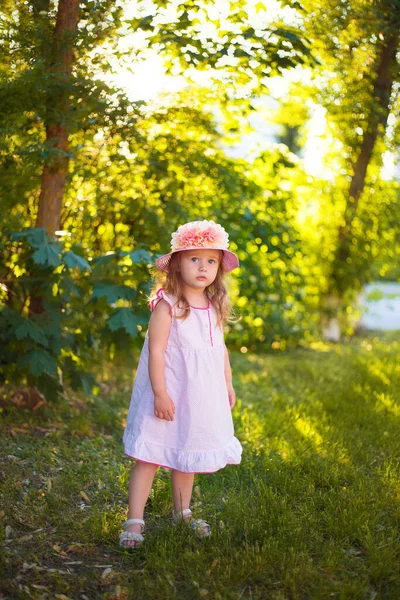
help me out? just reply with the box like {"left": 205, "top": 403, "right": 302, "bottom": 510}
{"left": 1, "top": 0, "right": 399, "bottom": 396}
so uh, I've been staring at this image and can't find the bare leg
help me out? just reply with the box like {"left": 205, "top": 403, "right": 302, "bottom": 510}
{"left": 171, "top": 470, "right": 195, "bottom": 513}
{"left": 123, "top": 461, "right": 158, "bottom": 547}
{"left": 171, "top": 470, "right": 210, "bottom": 536}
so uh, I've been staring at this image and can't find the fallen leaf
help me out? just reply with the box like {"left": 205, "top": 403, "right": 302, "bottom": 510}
{"left": 46, "top": 478, "right": 52, "bottom": 492}
{"left": 66, "top": 543, "right": 85, "bottom": 552}
{"left": 11, "top": 387, "right": 46, "bottom": 410}
{"left": 18, "top": 534, "right": 33, "bottom": 542}
{"left": 80, "top": 491, "right": 90, "bottom": 503}
{"left": 102, "top": 567, "right": 112, "bottom": 579}
{"left": 23, "top": 562, "right": 38, "bottom": 571}
{"left": 5, "top": 525, "right": 13, "bottom": 538}
{"left": 32, "top": 399, "right": 47, "bottom": 411}
{"left": 31, "top": 584, "right": 48, "bottom": 590}
{"left": 207, "top": 558, "right": 218, "bottom": 575}
{"left": 113, "top": 586, "right": 130, "bottom": 600}
{"left": 47, "top": 568, "right": 69, "bottom": 574}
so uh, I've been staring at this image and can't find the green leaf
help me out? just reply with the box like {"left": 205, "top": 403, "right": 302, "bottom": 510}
{"left": 91, "top": 253, "right": 117, "bottom": 276}
{"left": 63, "top": 250, "right": 91, "bottom": 271}
{"left": 60, "top": 276, "right": 83, "bottom": 299}
{"left": 130, "top": 249, "right": 153, "bottom": 264}
{"left": 107, "top": 308, "right": 141, "bottom": 337}
{"left": 10, "top": 228, "right": 47, "bottom": 249}
{"left": 32, "top": 244, "right": 62, "bottom": 268}
{"left": 14, "top": 318, "right": 49, "bottom": 346}
{"left": 20, "top": 349, "right": 58, "bottom": 377}
{"left": 81, "top": 373, "right": 97, "bottom": 395}
{"left": 92, "top": 284, "right": 135, "bottom": 303}
{"left": 126, "top": 15, "right": 154, "bottom": 33}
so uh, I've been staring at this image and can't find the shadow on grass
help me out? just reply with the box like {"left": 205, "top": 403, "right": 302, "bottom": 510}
{"left": 0, "top": 333, "right": 399, "bottom": 599}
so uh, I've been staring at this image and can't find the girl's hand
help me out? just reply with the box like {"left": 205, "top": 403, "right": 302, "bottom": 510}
{"left": 227, "top": 383, "right": 236, "bottom": 410}
{"left": 154, "top": 393, "right": 175, "bottom": 421}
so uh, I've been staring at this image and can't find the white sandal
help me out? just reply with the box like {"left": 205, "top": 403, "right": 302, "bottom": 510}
{"left": 172, "top": 508, "right": 211, "bottom": 538}
{"left": 119, "top": 518, "right": 145, "bottom": 549}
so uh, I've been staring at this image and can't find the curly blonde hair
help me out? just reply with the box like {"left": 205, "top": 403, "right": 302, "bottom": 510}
{"left": 149, "top": 250, "right": 235, "bottom": 328}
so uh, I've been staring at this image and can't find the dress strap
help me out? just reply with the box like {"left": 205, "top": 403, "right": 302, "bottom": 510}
{"left": 149, "top": 288, "right": 174, "bottom": 313}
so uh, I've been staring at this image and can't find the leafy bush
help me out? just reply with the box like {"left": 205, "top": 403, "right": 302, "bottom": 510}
{"left": 0, "top": 228, "right": 152, "bottom": 399}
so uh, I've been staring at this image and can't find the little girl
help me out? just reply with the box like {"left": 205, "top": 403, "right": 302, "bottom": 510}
{"left": 120, "top": 220, "right": 242, "bottom": 548}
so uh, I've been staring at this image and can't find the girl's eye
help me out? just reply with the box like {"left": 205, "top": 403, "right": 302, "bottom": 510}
{"left": 191, "top": 257, "right": 199, "bottom": 262}
{"left": 208, "top": 259, "right": 216, "bottom": 264}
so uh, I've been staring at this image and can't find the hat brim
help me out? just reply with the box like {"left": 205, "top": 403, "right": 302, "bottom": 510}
{"left": 155, "top": 247, "right": 239, "bottom": 273}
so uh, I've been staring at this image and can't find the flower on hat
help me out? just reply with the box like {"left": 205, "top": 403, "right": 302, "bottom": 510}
{"left": 171, "top": 220, "right": 229, "bottom": 252}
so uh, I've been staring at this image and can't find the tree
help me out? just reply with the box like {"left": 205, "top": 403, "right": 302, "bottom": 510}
{"left": 286, "top": 0, "right": 400, "bottom": 339}
{"left": 1, "top": 0, "right": 313, "bottom": 235}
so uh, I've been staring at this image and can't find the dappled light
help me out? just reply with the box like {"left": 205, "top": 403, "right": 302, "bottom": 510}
{"left": 1, "top": 0, "right": 399, "bottom": 597}
{"left": 1, "top": 333, "right": 399, "bottom": 597}
{"left": 293, "top": 416, "right": 325, "bottom": 454}
{"left": 374, "top": 392, "right": 400, "bottom": 418}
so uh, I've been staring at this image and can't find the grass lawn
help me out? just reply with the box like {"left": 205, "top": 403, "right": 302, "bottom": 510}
{"left": 1, "top": 333, "right": 399, "bottom": 599}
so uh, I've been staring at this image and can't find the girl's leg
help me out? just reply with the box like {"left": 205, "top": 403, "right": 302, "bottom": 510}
{"left": 171, "top": 470, "right": 195, "bottom": 512}
{"left": 171, "top": 470, "right": 210, "bottom": 536}
{"left": 124, "top": 460, "right": 158, "bottom": 547}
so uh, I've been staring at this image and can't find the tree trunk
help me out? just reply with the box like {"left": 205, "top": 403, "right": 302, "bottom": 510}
{"left": 35, "top": 0, "right": 80, "bottom": 236}
{"left": 332, "top": 31, "right": 399, "bottom": 295}
{"left": 29, "top": 0, "right": 79, "bottom": 316}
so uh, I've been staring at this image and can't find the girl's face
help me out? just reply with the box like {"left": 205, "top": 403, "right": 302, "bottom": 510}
{"left": 178, "top": 249, "right": 221, "bottom": 290}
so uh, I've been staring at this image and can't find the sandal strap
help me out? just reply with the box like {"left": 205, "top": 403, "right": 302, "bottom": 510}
{"left": 119, "top": 531, "right": 144, "bottom": 544}
{"left": 192, "top": 518, "right": 209, "bottom": 528}
{"left": 123, "top": 518, "right": 145, "bottom": 530}
{"left": 172, "top": 508, "right": 192, "bottom": 521}
{"left": 191, "top": 519, "right": 211, "bottom": 536}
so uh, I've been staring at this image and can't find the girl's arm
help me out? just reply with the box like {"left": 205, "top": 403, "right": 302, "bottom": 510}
{"left": 148, "top": 299, "right": 175, "bottom": 421}
{"left": 224, "top": 344, "right": 236, "bottom": 410}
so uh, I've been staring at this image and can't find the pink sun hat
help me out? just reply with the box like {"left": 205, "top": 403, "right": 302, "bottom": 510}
{"left": 155, "top": 220, "right": 239, "bottom": 273}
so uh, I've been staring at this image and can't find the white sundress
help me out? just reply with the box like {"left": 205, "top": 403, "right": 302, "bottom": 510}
{"left": 122, "top": 288, "right": 242, "bottom": 473}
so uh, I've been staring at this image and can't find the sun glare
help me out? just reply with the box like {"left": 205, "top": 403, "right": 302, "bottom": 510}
{"left": 100, "top": 1, "right": 396, "bottom": 180}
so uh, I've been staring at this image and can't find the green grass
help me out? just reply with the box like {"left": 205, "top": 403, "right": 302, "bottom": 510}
{"left": 1, "top": 333, "right": 399, "bottom": 599}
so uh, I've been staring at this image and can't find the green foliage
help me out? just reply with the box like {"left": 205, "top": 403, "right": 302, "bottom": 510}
{"left": 0, "top": 71, "right": 322, "bottom": 398}
{"left": 0, "top": 228, "right": 153, "bottom": 397}
{"left": 0, "top": 0, "right": 140, "bottom": 226}
{"left": 127, "top": 0, "right": 314, "bottom": 83}
{"left": 283, "top": 0, "right": 400, "bottom": 301}
{"left": 1, "top": 0, "right": 398, "bottom": 386}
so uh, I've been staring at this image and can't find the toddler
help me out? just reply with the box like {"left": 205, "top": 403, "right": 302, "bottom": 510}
{"left": 120, "top": 220, "right": 242, "bottom": 548}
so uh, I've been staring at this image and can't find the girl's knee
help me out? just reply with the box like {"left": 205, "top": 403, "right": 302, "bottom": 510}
{"left": 134, "top": 460, "right": 159, "bottom": 473}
